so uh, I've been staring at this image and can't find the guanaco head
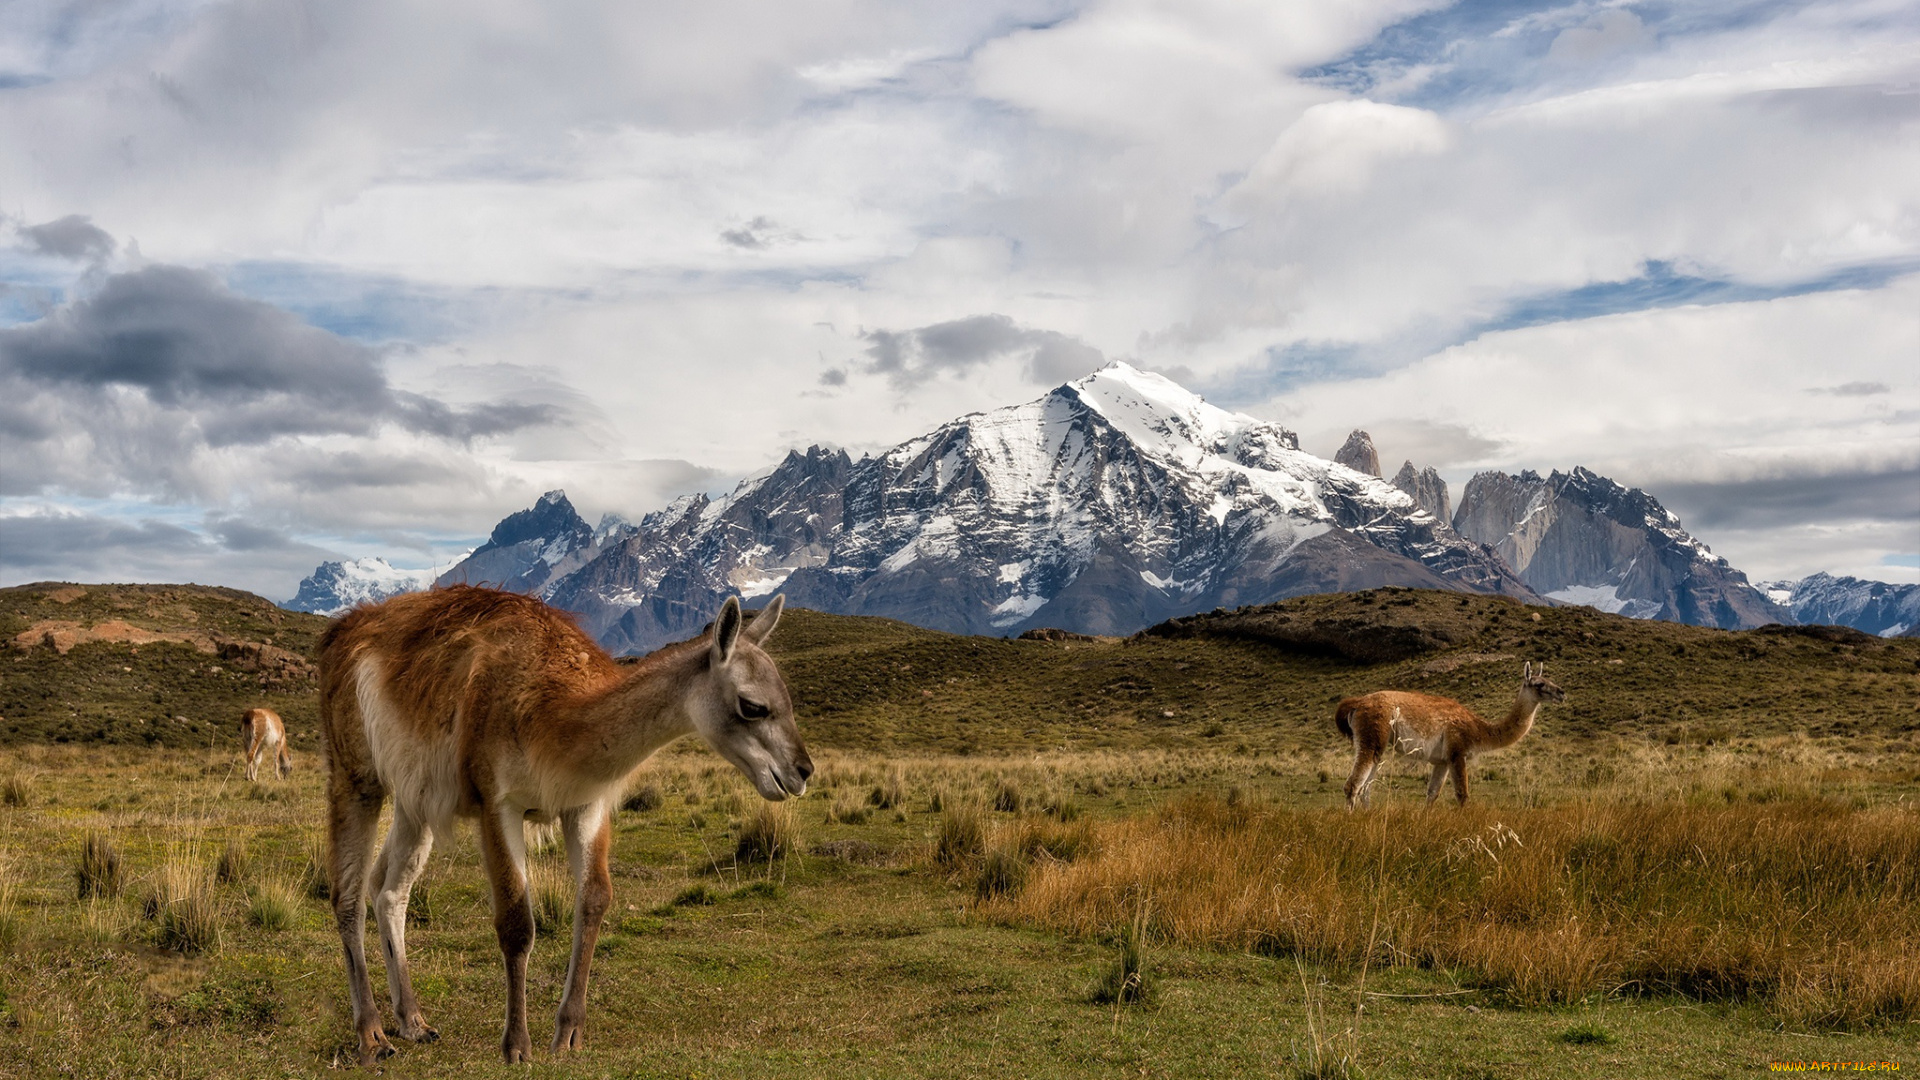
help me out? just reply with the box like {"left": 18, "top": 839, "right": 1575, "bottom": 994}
{"left": 692, "top": 595, "right": 813, "bottom": 801}
{"left": 1520, "top": 662, "right": 1566, "bottom": 704}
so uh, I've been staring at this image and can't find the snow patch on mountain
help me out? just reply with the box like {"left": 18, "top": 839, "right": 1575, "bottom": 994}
{"left": 284, "top": 558, "right": 437, "bottom": 615}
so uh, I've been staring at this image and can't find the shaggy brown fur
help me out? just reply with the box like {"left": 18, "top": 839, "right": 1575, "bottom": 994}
{"left": 1337, "top": 663, "right": 1564, "bottom": 809}
{"left": 319, "top": 585, "right": 810, "bottom": 1065}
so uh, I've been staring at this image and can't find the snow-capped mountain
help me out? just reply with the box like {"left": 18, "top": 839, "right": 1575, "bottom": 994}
{"left": 1451, "top": 467, "right": 1787, "bottom": 630}
{"left": 1762, "top": 573, "right": 1920, "bottom": 638}
{"left": 435, "top": 489, "right": 605, "bottom": 595}
{"left": 484, "top": 364, "right": 1535, "bottom": 652}
{"left": 284, "top": 557, "right": 436, "bottom": 616}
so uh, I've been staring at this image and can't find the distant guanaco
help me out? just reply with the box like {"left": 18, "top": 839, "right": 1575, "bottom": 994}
{"left": 240, "top": 707, "right": 290, "bottom": 781}
{"left": 1336, "top": 662, "right": 1564, "bottom": 809}
{"left": 318, "top": 586, "right": 811, "bottom": 1066}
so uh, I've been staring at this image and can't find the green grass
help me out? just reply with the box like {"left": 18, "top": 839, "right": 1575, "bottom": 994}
{"left": 0, "top": 746, "right": 1917, "bottom": 1077}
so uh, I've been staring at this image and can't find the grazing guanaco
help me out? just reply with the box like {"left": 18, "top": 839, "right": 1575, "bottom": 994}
{"left": 318, "top": 586, "right": 811, "bottom": 1066}
{"left": 1336, "top": 662, "right": 1564, "bottom": 809}
{"left": 240, "top": 707, "right": 290, "bottom": 781}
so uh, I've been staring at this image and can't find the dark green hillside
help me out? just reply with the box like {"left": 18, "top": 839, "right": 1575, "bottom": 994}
{"left": 767, "top": 587, "right": 1920, "bottom": 753}
{"left": 4, "top": 582, "right": 1915, "bottom": 754}
{"left": 0, "top": 583, "right": 328, "bottom": 748}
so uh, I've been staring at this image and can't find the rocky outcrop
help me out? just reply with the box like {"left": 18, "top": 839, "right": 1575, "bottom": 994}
{"left": 1334, "top": 430, "right": 1381, "bottom": 477}
{"left": 1391, "top": 461, "right": 1451, "bottom": 526}
{"left": 1453, "top": 467, "right": 1787, "bottom": 630}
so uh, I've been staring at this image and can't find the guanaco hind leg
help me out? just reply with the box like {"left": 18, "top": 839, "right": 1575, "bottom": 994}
{"left": 480, "top": 804, "right": 536, "bottom": 1064}
{"left": 554, "top": 801, "right": 614, "bottom": 1051}
{"left": 327, "top": 782, "right": 393, "bottom": 1066}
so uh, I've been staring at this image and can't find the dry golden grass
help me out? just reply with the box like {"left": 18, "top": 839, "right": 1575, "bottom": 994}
{"left": 985, "top": 794, "right": 1920, "bottom": 1027}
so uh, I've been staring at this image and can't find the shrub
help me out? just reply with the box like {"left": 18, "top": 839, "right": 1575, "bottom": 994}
{"left": 734, "top": 802, "right": 798, "bottom": 864}
{"left": 76, "top": 831, "right": 124, "bottom": 899}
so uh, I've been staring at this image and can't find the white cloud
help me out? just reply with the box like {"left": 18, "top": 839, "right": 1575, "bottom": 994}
{"left": 1265, "top": 278, "right": 1920, "bottom": 581}
{"left": 1, "top": 0, "right": 1915, "bottom": 597}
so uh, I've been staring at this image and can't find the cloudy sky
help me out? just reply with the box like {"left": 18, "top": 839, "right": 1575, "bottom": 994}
{"left": 2, "top": 0, "right": 1915, "bottom": 600}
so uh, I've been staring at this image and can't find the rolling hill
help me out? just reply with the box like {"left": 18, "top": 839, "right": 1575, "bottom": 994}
{"left": 5, "top": 581, "right": 1915, "bottom": 755}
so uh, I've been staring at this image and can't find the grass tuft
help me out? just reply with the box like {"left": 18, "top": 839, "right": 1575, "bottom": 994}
{"left": 992, "top": 778, "right": 1026, "bottom": 814}
{"left": 1558, "top": 1022, "right": 1616, "bottom": 1045}
{"left": 152, "top": 850, "right": 222, "bottom": 955}
{"left": 870, "top": 766, "right": 907, "bottom": 810}
{"left": 527, "top": 859, "right": 572, "bottom": 934}
{"left": 828, "top": 786, "right": 872, "bottom": 825}
{"left": 1090, "top": 903, "right": 1151, "bottom": 1006}
{"left": 246, "top": 875, "right": 299, "bottom": 932}
{"left": 622, "top": 781, "right": 665, "bottom": 813}
{"left": 976, "top": 843, "right": 1030, "bottom": 900}
{"left": 215, "top": 838, "right": 252, "bottom": 886}
{"left": 75, "top": 830, "right": 124, "bottom": 899}
{"left": 935, "top": 800, "right": 987, "bottom": 869}
{"left": 299, "top": 834, "right": 330, "bottom": 901}
{"left": 2, "top": 769, "right": 33, "bottom": 808}
{"left": 734, "top": 802, "right": 799, "bottom": 864}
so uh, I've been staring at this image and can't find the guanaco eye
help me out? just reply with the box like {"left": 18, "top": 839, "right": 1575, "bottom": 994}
{"left": 737, "top": 697, "right": 770, "bottom": 720}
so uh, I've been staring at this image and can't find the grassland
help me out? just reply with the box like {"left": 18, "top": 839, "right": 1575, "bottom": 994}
{"left": 0, "top": 581, "right": 1916, "bottom": 1077}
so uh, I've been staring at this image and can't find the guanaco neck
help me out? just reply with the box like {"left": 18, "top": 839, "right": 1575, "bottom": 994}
{"left": 541, "top": 638, "right": 712, "bottom": 788}
{"left": 1481, "top": 691, "right": 1543, "bottom": 751}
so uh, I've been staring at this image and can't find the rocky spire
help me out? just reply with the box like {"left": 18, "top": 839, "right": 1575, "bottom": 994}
{"left": 1334, "top": 430, "right": 1381, "bottom": 477}
{"left": 1391, "top": 461, "right": 1451, "bottom": 525}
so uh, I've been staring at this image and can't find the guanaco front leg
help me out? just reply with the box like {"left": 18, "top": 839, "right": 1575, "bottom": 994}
{"left": 480, "top": 804, "right": 536, "bottom": 1064}
{"left": 1425, "top": 761, "right": 1448, "bottom": 805}
{"left": 554, "top": 800, "right": 614, "bottom": 1052}
{"left": 1450, "top": 755, "right": 1470, "bottom": 806}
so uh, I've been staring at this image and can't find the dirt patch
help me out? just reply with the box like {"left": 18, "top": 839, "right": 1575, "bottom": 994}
{"left": 43, "top": 586, "right": 87, "bottom": 604}
{"left": 10, "top": 619, "right": 315, "bottom": 680}
{"left": 1418, "top": 652, "right": 1517, "bottom": 675}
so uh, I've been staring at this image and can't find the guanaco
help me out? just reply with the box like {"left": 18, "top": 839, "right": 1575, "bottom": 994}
{"left": 318, "top": 586, "right": 811, "bottom": 1065}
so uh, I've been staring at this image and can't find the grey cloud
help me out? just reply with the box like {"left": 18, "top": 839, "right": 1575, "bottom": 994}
{"left": 19, "top": 214, "right": 116, "bottom": 261}
{"left": 206, "top": 514, "right": 294, "bottom": 552}
{"left": 1652, "top": 467, "right": 1920, "bottom": 533}
{"left": 1809, "top": 381, "right": 1890, "bottom": 397}
{"left": 0, "top": 264, "right": 563, "bottom": 495}
{"left": 0, "top": 507, "right": 338, "bottom": 599}
{"left": 861, "top": 314, "right": 1106, "bottom": 388}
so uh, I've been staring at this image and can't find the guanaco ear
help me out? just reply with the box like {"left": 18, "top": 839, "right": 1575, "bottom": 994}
{"left": 710, "top": 596, "right": 743, "bottom": 667}
{"left": 741, "top": 594, "right": 784, "bottom": 646}
{"left": 1522, "top": 661, "right": 1532, "bottom": 679}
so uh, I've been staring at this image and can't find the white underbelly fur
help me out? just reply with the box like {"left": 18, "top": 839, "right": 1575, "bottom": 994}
{"left": 354, "top": 656, "right": 461, "bottom": 834}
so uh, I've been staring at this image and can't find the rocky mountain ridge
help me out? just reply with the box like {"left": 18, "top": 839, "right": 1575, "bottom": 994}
{"left": 285, "top": 364, "right": 1895, "bottom": 645}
